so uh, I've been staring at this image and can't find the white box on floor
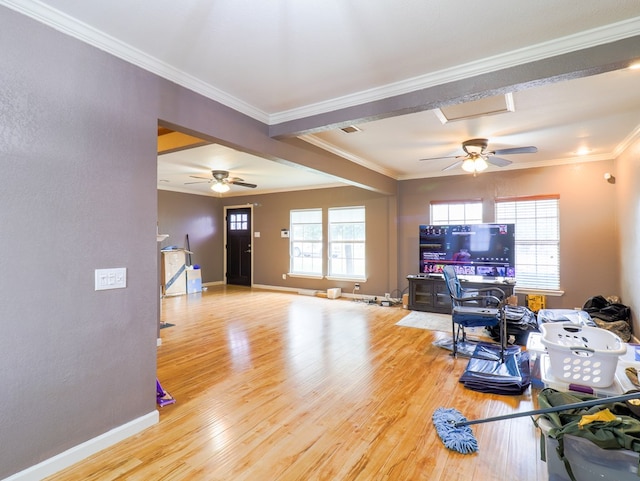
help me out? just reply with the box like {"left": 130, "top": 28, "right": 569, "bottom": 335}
{"left": 186, "top": 269, "right": 202, "bottom": 294}
{"left": 327, "top": 288, "right": 341, "bottom": 299}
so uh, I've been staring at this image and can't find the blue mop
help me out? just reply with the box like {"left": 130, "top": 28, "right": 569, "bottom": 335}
{"left": 432, "top": 391, "right": 640, "bottom": 455}
{"left": 432, "top": 408, "right": 479, "bottom": 454}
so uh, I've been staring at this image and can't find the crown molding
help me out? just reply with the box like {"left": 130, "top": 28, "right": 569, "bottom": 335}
{"left": 614, "top": 124, "right": 640, "bottom": 157}
{"left": 0, "top": 0, "right": 270, "bottom": 123}
{"left": 269, "top": 16, "right": 640, "bottom": 124}
{"left": 3, "top": 1, "right": 639, "bottom": 127}
{"left": 299, "top": 135, "right": 399, "bottom": 179}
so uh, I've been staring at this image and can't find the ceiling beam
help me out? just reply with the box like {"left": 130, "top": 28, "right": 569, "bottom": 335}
{"left": 269, "top": 35, "right": 640, "bottom": 139}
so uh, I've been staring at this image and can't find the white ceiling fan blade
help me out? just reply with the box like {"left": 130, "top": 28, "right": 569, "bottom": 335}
{"left": 442, "top": 160, "right": 464, "bottom": 171}
{"left": 230, "top": 180, "right": 257, "bottom": 188}
{"left": 487, "top": 156, "right": 512, "bottom": 167}
{"left": 419, "top": 155, "right": 462, "bottom": 161}
{"left": 490, "top": 146, "right": 537, "bottom": 155}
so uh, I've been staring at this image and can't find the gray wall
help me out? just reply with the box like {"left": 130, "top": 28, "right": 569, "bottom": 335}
{"left": 0, "top": 8, "right": 159, "bottom": 477}
{"left": 158, "top": 190, "right": 223, "bottom": 283}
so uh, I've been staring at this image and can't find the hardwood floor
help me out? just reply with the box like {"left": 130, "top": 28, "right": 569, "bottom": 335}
{"left": 46, "top": 286, "right": 548, "bottom": 480}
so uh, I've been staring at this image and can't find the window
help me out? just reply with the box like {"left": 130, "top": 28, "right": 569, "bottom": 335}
{"left": 430, "top": 200, "right": 483, "bottom": 225}
{"left": 328, "top": 207, "right": 365, "bottom": 279}
{"left": 495, "top": 195, "right": 560, "bottom": 290}
{"left": 290, "top": 209, "right": 323, "bottom": 276}
{"left": 229, "top": 212, "right": 248, "bottom": 231}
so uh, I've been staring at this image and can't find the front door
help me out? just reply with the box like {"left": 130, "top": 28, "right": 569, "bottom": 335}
{"left": 226, "top": 207, "right": 252, "bottom": 286}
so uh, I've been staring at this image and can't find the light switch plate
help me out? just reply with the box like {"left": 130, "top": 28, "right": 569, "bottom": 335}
{"left": 95, "top": 268, "right": 127, "bottom": 290}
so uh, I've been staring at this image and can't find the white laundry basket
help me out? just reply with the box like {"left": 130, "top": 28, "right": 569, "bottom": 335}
{"left": 540, "top": 323, "right": 626, "bottom": 388}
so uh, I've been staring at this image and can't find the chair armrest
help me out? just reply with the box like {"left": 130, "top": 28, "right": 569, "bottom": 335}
{"left": 452, "top": 294, "right": 503, "bottom": 307}
{"left": 473, "top": 287, "right": 506, "bottom": 299}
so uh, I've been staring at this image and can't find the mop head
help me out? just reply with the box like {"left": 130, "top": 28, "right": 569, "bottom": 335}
{"left": 432, "top": 407, "right": 479, "bottom": 454}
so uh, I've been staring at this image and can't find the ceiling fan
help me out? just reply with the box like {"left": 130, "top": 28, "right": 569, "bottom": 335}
{"left": 185, "top": 170, "right": 257, "bottom": 193}
{"left": 420, "top": 138, "right": 537, "bottom": 174}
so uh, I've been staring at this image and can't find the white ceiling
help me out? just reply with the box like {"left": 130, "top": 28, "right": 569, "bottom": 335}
{"left": 8, "top": 0, "right": 640, "bottom": 196}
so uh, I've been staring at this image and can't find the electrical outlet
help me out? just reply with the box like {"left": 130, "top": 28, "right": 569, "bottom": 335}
{"left": 282, "top": 274, "right": 287, "bottom": 280}
{"left": 354, "top": 283, "right": 360, "bottom": 291}
{"left": 385, "top": 292, "right": 390, "bottom": 298}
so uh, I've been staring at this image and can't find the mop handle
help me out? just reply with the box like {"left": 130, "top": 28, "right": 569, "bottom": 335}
{"left": 455, "top": 391, "right": 640, "bottom": 427}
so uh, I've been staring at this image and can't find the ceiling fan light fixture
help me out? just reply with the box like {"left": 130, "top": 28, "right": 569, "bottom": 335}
{"left": 211, "top": 182, "right": 230, "bottom": 193}
{"left": 461, "top": 158, "right": 476, "bottom": 173}
{"left": 475, "top": 156, "right": 488, "bottom": 172}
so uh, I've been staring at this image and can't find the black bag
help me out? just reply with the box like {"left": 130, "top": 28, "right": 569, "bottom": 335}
{"left": 583, "top": 295, "right": 631, "bottom": 323}
{"left": 582, "top": 295, "right": 632, "bottom": 341}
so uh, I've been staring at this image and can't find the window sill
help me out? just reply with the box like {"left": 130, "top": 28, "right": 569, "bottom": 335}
{"left": 325, "top": 276, "right": 367, "bottom": 283}
{"left": 513, "top": 287, "right": 565, "bottom": 297}
{"left": 288, "top": 273, "right": 323, "bottom": 280}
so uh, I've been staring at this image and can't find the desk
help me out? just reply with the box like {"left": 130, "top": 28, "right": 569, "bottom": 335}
{"left": 407, "top": 275, "right": 514, "bottom": 313}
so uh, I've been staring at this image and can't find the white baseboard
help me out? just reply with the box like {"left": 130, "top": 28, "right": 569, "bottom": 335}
{"left": 252, "top": 284, "right": 388, "bottom": 302}
{"left": 4, "top": 410, "right": 159, "bottom": 481}
{"left": 252, "top": 283, "right": 299, "bottom": 294}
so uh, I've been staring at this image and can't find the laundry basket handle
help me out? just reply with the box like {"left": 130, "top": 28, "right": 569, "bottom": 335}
{"left": 570, "top": 346, "right": 595, "bottom": 356}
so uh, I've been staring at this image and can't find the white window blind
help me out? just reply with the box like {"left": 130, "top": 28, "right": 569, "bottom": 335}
{"left": 431, "top": 200, "right": 483, "bottom": 225}
{"left": 328, "top": 206, "right": 365, "bottom": 279}
{"left": 290, "top": 209, "right": 323, "bottom": 275}
{"left": 495, "top": 196, "right": 560, "bottom": 289}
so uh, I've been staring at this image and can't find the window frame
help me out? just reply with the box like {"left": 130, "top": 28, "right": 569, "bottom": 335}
{"left": 495, "top": 195, "right": 560, "bottom": 290}
{"left": 289, "top": 208, "right": 323, "bottom": 278}
{"left": 430, "top": 200, "right": 483, "bottom": 225}
{"left": 327, "top": 206, "right": 366, "bottom": 281}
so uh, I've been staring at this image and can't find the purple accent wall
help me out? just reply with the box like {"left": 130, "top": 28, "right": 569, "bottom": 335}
{"left": 0, "top": 7, "right": 159, "bottom": 477}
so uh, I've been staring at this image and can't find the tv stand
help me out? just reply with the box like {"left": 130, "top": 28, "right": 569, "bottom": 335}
{"left": 407, "top": 275, "right": 514, "bottom": 313}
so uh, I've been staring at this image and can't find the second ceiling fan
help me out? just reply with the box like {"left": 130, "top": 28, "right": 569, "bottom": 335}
{"left": 420, "top": 138, "right": 537, "bottom": 174}
{"left": 186, "top": 170, "right": 257, "bottom": 193}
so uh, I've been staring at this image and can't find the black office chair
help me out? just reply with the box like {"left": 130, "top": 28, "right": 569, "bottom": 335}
{"left": 442, "top": 265, "right": 506, "bottom": 360}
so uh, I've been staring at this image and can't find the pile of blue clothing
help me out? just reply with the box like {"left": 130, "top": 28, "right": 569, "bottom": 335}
{"left": 459, "top": 343, "right": 531, "bottom": 395}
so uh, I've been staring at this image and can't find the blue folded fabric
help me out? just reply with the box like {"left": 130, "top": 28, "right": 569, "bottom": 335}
{"left": 459, "top": 343, "right": 531, "bottom": 395}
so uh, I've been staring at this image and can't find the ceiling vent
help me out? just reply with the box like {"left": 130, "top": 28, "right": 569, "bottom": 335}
{"left": 434, "top": 93, "right": 515, "bottom": 124}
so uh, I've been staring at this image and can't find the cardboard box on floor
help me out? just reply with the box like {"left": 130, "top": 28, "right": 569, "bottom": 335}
{"left": 526, "top": 294, "right": 546, "bottom": 313}
{"left": 162, "top": 249, "right": 187, "bottom": 296}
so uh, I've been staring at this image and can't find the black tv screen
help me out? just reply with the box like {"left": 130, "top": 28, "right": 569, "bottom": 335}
{"left": 419, "top": 223, "right": 516, "bottom": 278}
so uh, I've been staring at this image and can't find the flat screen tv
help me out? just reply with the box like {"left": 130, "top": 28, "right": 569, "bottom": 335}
{"left": 419, "top": 223, "right": 516, "bottom": 278}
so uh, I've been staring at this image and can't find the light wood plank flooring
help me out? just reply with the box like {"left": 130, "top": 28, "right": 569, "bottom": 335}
{"left": 47, "top": 286, "right": 548, "bottom": 480}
